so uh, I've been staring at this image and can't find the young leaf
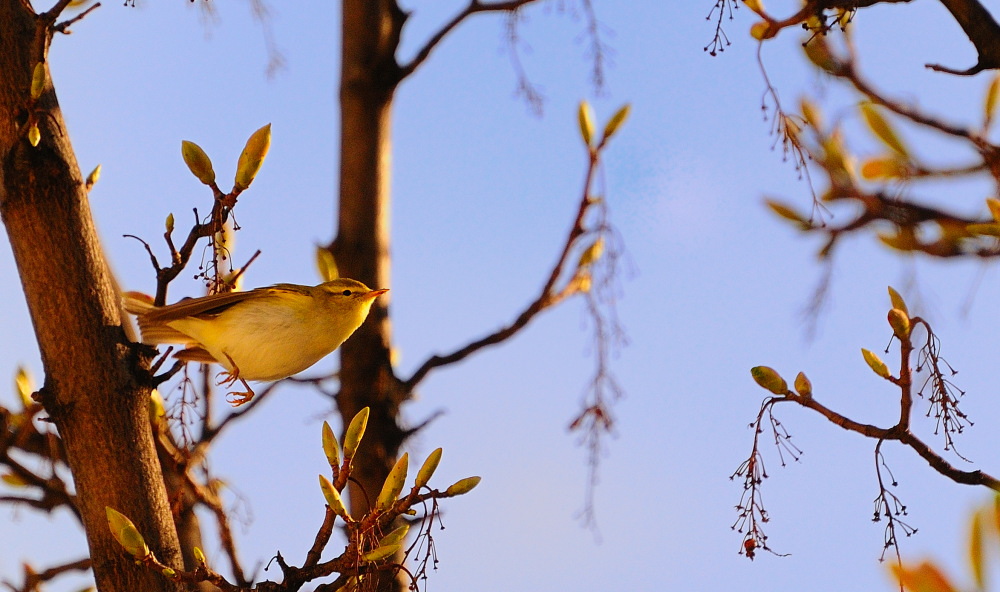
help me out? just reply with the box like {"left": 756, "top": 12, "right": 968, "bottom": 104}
{"left": 316, "top": 247, "right": 338, "bottom": 282}
{"left": 860, "top": 104, "right": 909, "bottom": 158}
{"left": 970, "top": 509, "right": 985, "bottom": 590}
{"left": 362, "top": 543, "right": 401, "bottom": 563}
{"left": 15, "top": 366, "right": 34, "bottom": 409}
{"left": 887, "top": 286, "right": 908, "bottom": 316}
{"left": 379, "top": 524, "right": 410, "bottom": 548}
{"left": 985, "top": 73, "right": 1000, "bottom": 130}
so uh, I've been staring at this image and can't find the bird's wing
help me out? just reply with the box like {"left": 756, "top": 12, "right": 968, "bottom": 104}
{"left": 141, "top": 287, "right": 276, "bottom": 322}
{"left": 173, "top": 346, "right": 219, "bottom": 364}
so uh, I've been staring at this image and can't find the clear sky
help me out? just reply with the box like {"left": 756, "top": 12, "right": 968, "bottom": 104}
{"left": 3, "top": 1, "right": 1000, "bottom": 591}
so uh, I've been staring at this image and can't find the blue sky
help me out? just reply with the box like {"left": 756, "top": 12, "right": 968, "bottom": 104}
{"left": 4, "top": 0, "right": 1000, "bottom": 590}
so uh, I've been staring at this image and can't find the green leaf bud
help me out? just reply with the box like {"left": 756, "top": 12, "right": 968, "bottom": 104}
{"left": 342, "top": 407, "right": 369, "bottom": 462}
{"left": 106, "top": 507, "right": 150, "bottom": 559}
{"left": 444, "top": 476, "right": 481, "bottom": 497}
{"left": 414, "top": 448, "right": 442, "bottom": 490}
{"left": 376, "top": 453, "right": 408, "bottom": 511}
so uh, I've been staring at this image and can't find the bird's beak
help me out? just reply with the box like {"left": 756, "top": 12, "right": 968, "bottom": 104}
{"left": 365, "top": 288, "right": 389, "bottom": 301}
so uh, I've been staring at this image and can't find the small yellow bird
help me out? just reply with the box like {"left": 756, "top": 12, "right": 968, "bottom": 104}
{"left": 124, "top": 278, "right": 387, "bottom": 406}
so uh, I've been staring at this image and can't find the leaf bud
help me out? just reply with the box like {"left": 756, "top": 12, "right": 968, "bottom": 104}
{"left": 793, "top": 372, "right": 812, "bottom": 398}
{"left": 602, "top": 104, "right": 631, "bottom": 142}
{"left": 578, "top": 101, "right": 595, "bottom": 147}
{"left": 888, "top": 308, "right": 910, "bottom": 339}
{"left": 319, "top": 475, "right": 350, "bottom": 520}
{"left": 322, "top": 421, "right": 340, "bottom": 473}
{"left": 862, "top": 348, "right": 891, "bottom": 379}
{"left": 234, "top": 123, "right": 271, "bottom": 190}
{"left": 106, "top": 507, "right": 150, "bottom": 560}
{"left": 414, "top": 448, "right": 442, "bottom": 490}
{"left": 444, "top": 476, "right": 481, "bottom": 497}
{"left": 375, "top": 453, "right": 408, "bottom": 511}
{"left": 750, "top": 366, "right": 788, "bottom": 395}
{"left": 342, "top": 407, "right": 369, "bottom": 462}
{"left": 27, "top": 123, "right": 40, "bottom": 147}
{"left": 30, "top": 63, "right": 45, "bottom": 100}
{"left": 181, "top": 141, "right": 216, "bottom": 186}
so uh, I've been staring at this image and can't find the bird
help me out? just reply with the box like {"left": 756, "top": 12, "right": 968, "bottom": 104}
{"left": 123, "top": 278, "right": 388, "bottom": 406}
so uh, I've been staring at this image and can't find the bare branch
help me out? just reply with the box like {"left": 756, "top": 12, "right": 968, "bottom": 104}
{"left": 403, "top": 151, "right": 601, "bottom": 392}
{"left": 927, "top": 0, "right": 1000, "bottom": 75}
{"left": 398, "top": 0, "right": 540, "bottom": 80}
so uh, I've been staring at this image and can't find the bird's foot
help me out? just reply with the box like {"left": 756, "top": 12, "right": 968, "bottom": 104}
{"left": 218, "top": 354, "right": 255, "bottom": 407}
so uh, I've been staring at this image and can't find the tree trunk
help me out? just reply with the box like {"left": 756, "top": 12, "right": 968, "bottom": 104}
{"left": 0, "top": 3, "right": 183, "bottom": 591}
{"left": 334, "top": 1, "right": 408, "bottom": 590}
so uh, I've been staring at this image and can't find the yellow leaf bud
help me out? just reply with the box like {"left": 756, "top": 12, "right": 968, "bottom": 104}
{"left": 319, "top": 475, "right": 349, "bottom": 520}
{"left": 234, "top": 123, "right": 271, "bottom": 190}
{"left": 342, "top": 407, "right": 369, "bottom": 462}
{"left": 888, "top": 308, "right": 910, "bottom": 339}
{"left": 444, "top": 476, "right": 481, "bottom": 497}
{"left": 181, "top": 141, "right": 216, "bottom": 186}
{"left": 414, "top": 448, "right": 442, "bottom": 490}
{"left": 27, "top": 124, "right": 40, "bottom": 147}
{"left": 578, "top": 101, "right": 595, "bottom": 147}
{"left": 862, "top": 348, "right": 891, "bottom": 379}
{"left": 322, "top": 421, "right": 340, "bottom": 472}
{"left": 375, "top": 453, "right": 408, "bottom": 511}
{"left": 602, "top": 104, "right": 631, "bottom": 142}
{"left": 15, "top": 366, "right": 34, "bottom": 409}
{"left": 106, "top": 507, "right": 150, "bottom": 559}
{"left": 30, "top": 63, "right": 45, "bottom": 100}
{"left": 750, "top": 366, "right": 788, "bottom": 395}
{"left": 887, "top": 286, "right": 907, "bottom": 316}
{"left": 794, "top": 372, "right": 812, "bottom": 398}
{"left": 316, "top": 247, "right": 338, "bottom": 282}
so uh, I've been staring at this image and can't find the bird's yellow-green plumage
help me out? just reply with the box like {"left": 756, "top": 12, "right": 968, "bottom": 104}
{"left": 124, "top": 278, "right": 387, "bottom": 384}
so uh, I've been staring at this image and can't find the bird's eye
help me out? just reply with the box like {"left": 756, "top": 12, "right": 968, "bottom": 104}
{"left": 342, "top": 290, "right": 352, "bottom": 296}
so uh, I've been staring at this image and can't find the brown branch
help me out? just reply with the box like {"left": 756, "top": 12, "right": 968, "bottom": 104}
{"left": 303, "top": 508, "right": 337, "bottom": 568}
{"left": 53, "top": 2, "right": 100, "bottom": 34}
{"left": 397, "top": 0, "right": 539, "bottom": 80}
{"left": 927, "top": 0, "right": 1000, "bottom": 75}
{"left": 898, "top": 430, "right": 1000, "bottom": 490}
{"left": 3, "top": 557, "right": 91, "bottom": 592}
{"left": 403, "top": 150, "right": 600, "bottom": 392}
{"left": 786, "top": 392, "right": 891, "bottom": 438}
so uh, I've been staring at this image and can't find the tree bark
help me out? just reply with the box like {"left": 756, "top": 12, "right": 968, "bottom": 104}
{"left": 0, "top": 2, "right": 183, "bottom": 591}
{"left": 334, "top": 0, "right": 408, "bottom": 590}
